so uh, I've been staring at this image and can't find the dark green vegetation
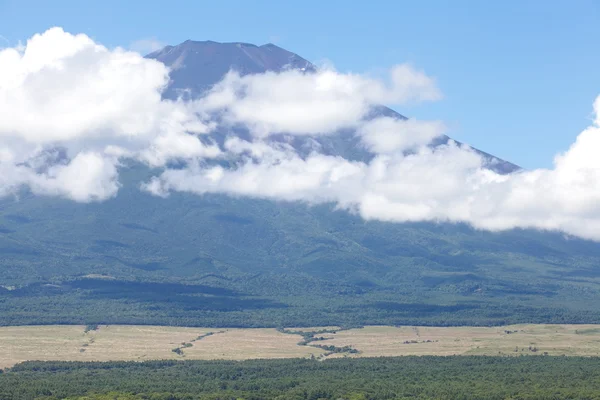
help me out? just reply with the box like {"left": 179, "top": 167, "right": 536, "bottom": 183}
{"left": 3, "top": 356, "right": 600, "bottom": 399}
{"left": 278, "top": 328, "right": 360, "bottom": 357}
{"left": 1, "top": 163, "right": 600, "bottom": 327}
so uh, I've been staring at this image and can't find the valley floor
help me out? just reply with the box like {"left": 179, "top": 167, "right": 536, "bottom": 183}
{"left": 2, "top": 323, "right": 600, "bottom": 368}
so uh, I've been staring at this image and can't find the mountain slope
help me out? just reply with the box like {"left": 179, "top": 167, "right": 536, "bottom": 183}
{"left": 0, "top": 40, "right": 597, "bottom": 327}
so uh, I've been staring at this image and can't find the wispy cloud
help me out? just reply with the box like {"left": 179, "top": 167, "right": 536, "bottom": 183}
{"left": 268, "top": 35, "right": 283, "bottom": 44}
{"left": 130, "top": 37, "right": 165, "bottom": 54}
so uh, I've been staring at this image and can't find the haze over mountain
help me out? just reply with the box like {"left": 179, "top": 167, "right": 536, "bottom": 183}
{"left": 1, "top": 32, "right": 600, "bottom": 327}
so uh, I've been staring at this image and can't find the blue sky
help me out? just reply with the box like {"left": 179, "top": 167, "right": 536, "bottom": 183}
{"left": 1, "top": 0, "right": 599, "bottom": 169}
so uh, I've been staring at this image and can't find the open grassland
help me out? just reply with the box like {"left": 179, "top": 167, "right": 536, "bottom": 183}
{"left": 319, "top": 324, "right": 600, "bottom": 358}
{"left": 0, "top": 325, "right": 321, "bottom": 369}
{"left": 2, "top": 324, "right": 600, "bottom": 368}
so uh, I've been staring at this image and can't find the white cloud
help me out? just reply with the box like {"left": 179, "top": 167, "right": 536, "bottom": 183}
{"left": 4, "top": 27, "right": 600, "bottom": 242}
{"left": 147, "top": 97, "right": 600, "bottom": 241}
{"left": 139, "top": 130, "right": 221, "bottom": 167}
{"left": 200, "top": 65, "right": 441, "bottom": 137}
{"left": 0, "top": 150, "right": 120, "bottom": 202}
{"left": 358, "top": 117, "right": 445, "bottom": 153}
{"left": 0, "top": 28, "right": 169, "bottom": 143}
{"left": 27, "top": 152, "right": 121, "bottom": 202}
{"left": 0, "top": 27, "right": 218, "bottom": 201}
{"left": 143, "top": 141, "right": 484, "bottom": 218}
{"left": 143, "top": 145, "right": 366, "bottom": 203}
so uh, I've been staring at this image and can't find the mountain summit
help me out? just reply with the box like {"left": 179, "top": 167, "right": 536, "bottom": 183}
{"left": 147, "top": 40, "right": 315, "bottom": 99}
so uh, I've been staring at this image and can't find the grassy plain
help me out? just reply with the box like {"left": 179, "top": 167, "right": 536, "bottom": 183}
{"left": 2, "top": 324, "right": 600, "bottom": 368}
{"left": 320, "top": 324, "right": 600, "bottom": 358}
{"left": 0, "top": 325, "right": 320, "bottom": 369}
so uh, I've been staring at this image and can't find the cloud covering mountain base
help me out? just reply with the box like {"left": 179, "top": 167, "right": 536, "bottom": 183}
{"left": 1, "top": 28, "right": 600, "bottom": 240}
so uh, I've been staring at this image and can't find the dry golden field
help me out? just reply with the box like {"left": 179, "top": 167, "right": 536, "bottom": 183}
{"left": 318, "top": 324, "right": 600, "bottom": 358}
{"left": 0, "top": 325, "right": 321, "bottom": 369}
{"left": 1, "top": 324, "right": 600, "bottom": 368}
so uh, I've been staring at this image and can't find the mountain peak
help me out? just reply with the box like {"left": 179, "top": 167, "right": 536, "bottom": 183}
{"left": 146, "top": 39, "right": 315, "bottom": 98}
{"left": 180, "top": 39, "right": 260, "bottom": 48}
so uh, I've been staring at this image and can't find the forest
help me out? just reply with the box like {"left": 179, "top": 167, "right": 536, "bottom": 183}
{"left": 3, "top": 182, "right": 600, "bottom": 328}
{"left": 2, "top": 356, "right": 600, "bottom": 399}
{"left": 0, "top": 276, "right": 598, "bottom": 327}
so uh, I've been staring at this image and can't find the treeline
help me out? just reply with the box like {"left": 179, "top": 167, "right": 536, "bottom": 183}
{"left": 1, "top": 277, "right": 598, "bottom": 328}
{"left": 3, "top": 356, "right": 600, "bottom": 399}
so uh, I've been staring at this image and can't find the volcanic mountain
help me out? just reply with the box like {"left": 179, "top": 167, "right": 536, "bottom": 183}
{"left": 0, "top": 40, "right": 597, "bottom": 328}
{"left": 147, "top": 40, "right": 519, "bottom": 173}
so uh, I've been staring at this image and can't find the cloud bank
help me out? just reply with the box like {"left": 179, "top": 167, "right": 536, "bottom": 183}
{"left": 200, "top": 65, "right": 441, "bottom": 137}
{"left": 2, "top": 28, "right": 600, "bottom": 241}
{"left": 0, "top": 27, "right": 218, "bottom": 200}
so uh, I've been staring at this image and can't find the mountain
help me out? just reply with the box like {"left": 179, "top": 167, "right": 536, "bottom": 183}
{"left": 0, "top": 40, "right": 598, "bottom": 328}
{"left": 147, "top": 40, "right": 519, "bottom": 173}
{"left": 147, "top": 40, "right": 315, "bottom": 98}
